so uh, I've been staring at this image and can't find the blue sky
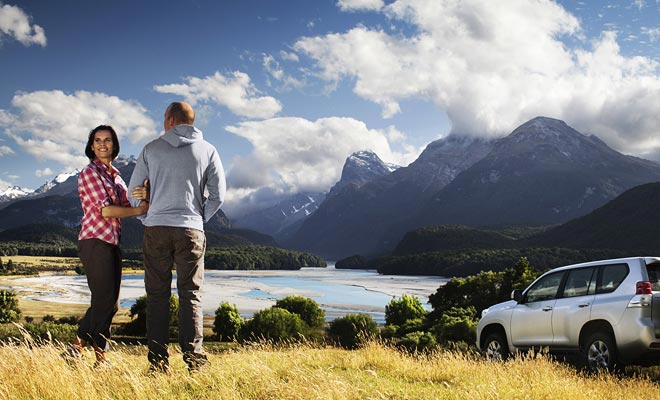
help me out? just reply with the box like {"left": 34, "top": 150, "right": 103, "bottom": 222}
{"left": 1, "top": 0, "right": 660, "bottom": 217}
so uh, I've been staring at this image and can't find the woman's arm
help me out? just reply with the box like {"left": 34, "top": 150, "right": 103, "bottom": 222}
{"left": 101, "top": 202, "right": 148, "bottom": 218}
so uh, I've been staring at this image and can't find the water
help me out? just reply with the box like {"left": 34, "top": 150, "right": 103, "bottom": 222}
{"left": 8, "top": 266, "right": 447, "bottom": 323}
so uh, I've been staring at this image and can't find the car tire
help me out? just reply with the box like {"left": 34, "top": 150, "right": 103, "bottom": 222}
{"left": 581, "top": 331, "right": 619, "bottom": 373}
{"left": 483, "top": 332, "right": 509, "bottom": 361}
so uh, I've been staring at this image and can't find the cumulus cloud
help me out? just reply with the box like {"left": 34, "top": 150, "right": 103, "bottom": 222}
{"left": 154, "top": 71, "right": 282, "bottom": 119}
{"left": 0, "top": 145, "right": 13, "bottom": 156}
{"left": 294, "top": 0, "right": 660, "bottom": 159}
{"left": 35, "top": 167, "right": 53, "bottom": 177}
{"left": 222, "top": 116, "right": 421, "bottom": 214}
{"left": 0, "top": 90, "right": 158, "bottom": 170}
{"left": 263, "top": 54, "right": 305, "bottom": 91}
{"left": 0, "top": 3, "right": 46, "bottom": 46}
{"left": 337, "top": 0, "right": 385, "bottom": 12}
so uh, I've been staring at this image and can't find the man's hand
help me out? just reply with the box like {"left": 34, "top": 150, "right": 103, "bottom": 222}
{"left": 132, "top": 179, "right": 150, "bottom": 202}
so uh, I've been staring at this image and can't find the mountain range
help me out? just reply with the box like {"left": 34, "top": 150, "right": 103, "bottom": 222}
{"left": 287, "top": 117, "right": 660, "bottom": 259}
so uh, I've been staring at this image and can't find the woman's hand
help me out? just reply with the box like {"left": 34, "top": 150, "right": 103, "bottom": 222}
{"left": 136, "top": 200, "right": 149, "bottom": 215}
{"left": 131, "top": 179, "right": 150, "bottom": 202}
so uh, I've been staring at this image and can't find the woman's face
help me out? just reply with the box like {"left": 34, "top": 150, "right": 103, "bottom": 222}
{"left": 92, "top": 130, "right": 114, "bottom": 163}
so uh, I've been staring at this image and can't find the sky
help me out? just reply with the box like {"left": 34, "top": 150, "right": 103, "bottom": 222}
{"left": 1, "top": 0, "right": 660, "bottom": 218}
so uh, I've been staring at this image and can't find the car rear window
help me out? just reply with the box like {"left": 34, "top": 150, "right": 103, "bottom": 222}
{"left": 597, "top": 263, "right": 629, "bottom": 294}
{"left": 646, "top": 262, "right": 660, "bottom": 292}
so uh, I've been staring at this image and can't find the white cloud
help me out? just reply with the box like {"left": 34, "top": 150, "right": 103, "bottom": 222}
{"left": 0, "top": 90, "right": 158, "bottom": 171}
{"left": 279, "top": 50, "right": 300, "bottom": 62}
{"left": 223, "top": 117, "right": 421, "bottom": 213}
{"left": 642, "top": 27, "right": 660, "bottom": 42}
{"left": 263, "top": 54, "right": 305, "bottom": 91}
{"left": 0, "top": 3, "right": 46, "bottom": 46}
{"left": 154, "top": 71, "right": 282, "bottom": 119}
{"left": 294, "top": 0, "right": 660, "bottom": 158}
{"left": 633, "top": 0, "right": 646, "bottom": 10}
{"left": 337, "top": 0, "right": 385, "bottom": 12}
{"left": 35, "top": 167, "right": 53, "bottom": 177}
{"left": 0, "top": 145, "right": 13, "bottom": 156}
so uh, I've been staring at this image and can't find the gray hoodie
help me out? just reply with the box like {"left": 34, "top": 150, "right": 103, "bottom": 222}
{"left": 128, "top": 124, "right": 226, "bottom": 231}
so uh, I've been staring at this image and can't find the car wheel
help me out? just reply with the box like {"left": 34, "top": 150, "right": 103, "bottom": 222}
{"left": 483, "top": 332, "right": 509, "bottom": 361}
{"left": 582, "top": 331, "right": 619, "bottom": 373}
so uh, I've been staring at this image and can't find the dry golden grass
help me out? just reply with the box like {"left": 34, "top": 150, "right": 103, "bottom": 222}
{"left": 0, "top": 340, "right": 659, "bottom": 400}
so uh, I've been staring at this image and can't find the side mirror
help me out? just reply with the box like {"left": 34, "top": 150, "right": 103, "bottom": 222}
{"left": 512, "top": 289, "right": 523, "bottom": 303}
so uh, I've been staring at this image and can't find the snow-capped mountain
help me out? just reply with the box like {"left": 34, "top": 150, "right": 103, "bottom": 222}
{"left": 233, "top": 192, "right": 326, "bottom": 241}
{"left": 0, "top": 186, "right": 34, "bottom": 203}
{"left": 288, "top": 136, "right": 495, "bottom": 258}
{"left": 33, "top": 171, "right": 80, "bottom": 196}
{"left": 327, "top": 150, "right": 398, "bottom": 198}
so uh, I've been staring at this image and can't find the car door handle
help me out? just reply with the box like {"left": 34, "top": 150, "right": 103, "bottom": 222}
{"left": 542, "top": 306, "right": 553, "bottom": 312}
{"left": 578, "top": 303, "right": 590, "bottom": 308}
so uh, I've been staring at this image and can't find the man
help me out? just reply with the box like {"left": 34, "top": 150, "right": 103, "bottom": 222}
{"left": 129, "top": 101, "right": 226, "bottom": 372}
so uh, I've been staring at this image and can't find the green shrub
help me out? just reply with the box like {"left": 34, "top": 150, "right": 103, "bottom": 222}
{"left": 121, "top": 294, "right": 179, "bottom": 337}
{"left": 25, "top": 322, "right": 77, "bottom": 343}
{"left": 397, "top": 331, "right": 437, "bottom": 353}
{"left": 432, "top": 306, "right": 477, "bottom": 344}
{"left": 0, "top": 322, "right": 77, "bottom": 343}
{"left": 328, "top": 314, "right": 378, "bottom": 349}
{"left": 385, "top": 294, "right": 427, "bottom": 326}
{"left": 244, "top": 307, "right": 306, "bottom": 342}
{"left": 213, "top": 302, "right": 243, "bottom": 341}
{"left": 275, "top": 296, "right": 325, "bottom": 328}
{"left": 0, "top": 289, "right": 20, "bottom": 323}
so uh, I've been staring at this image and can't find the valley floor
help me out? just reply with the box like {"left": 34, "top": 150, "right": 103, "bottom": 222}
{"left": 1, "top": 341, "right": 660, "bottom": 399}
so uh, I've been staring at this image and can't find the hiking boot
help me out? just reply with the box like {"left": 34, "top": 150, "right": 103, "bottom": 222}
{"left": 61, "top": 345, "right": 82, "bottom": 366}
{"left": 183, "top": 352, "right": 208, "bottom": 373}
{"left": 93, "top": 358, "right": 112, "bottom": 370}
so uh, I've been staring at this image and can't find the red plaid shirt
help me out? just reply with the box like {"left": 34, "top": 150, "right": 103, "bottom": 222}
{"left": 78, "top": 158, "right": 130, "bottom": 246}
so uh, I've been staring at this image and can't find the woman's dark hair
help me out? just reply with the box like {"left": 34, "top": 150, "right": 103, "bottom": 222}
{"left": 84, "top": 125, "right": 120, "bottom": 161}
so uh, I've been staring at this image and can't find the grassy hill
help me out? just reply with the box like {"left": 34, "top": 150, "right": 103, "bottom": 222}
{"left": 0, "top": 342, "right": 659, "bottom": 399}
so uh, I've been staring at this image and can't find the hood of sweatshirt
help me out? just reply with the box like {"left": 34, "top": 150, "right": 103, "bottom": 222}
{"left": 161, "top": 125, "right": 203, "bottom": 148}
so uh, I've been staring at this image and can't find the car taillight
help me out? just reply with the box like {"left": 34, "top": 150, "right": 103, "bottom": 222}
{"left": 636, "top": 281, "right": 653, "bottom": 295}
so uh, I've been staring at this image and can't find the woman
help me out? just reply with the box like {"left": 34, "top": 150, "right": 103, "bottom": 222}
{"left": 64, "top": 125, "right": 149, "bottom": 367}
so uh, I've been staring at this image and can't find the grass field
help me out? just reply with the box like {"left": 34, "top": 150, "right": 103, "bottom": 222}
{"left": 1, "top": 341, "right": 660, "bottom": 400}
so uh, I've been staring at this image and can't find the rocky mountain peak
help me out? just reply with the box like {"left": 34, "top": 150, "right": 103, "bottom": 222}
{"left": 328, "top": 150, "right": 395, "bottom": 198}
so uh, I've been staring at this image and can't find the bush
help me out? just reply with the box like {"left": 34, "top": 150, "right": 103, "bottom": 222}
{"left": 432, "top": 306, "right": 477, "bottom": 344}
{"left": 213, "top": 302, "right": 243, "bottom": 341}
{"left": 121, "top": 294, "right": 179, "bottom": 337}
{"left": 25, "top": 322, "right": 78, "bottom": 343}
{"left": 397, "top": 331, "right": 437, "bottom": 353}
{"left": 0, "top": 322, "right": 77, "bottom": 343}
{"left": 244, "top": 307, "right": 306, "bottom": 342}
{"left": 328, "top": 314, "right": 378, "bottom": 349}
{"left": 0, "top": 290, "right": 21, "bottom": 323}
{"left": 275, "top": 296, "right": 325, "bottom": 329}
{"left": 385, "top": 294, "right": 427, "bottom": 326}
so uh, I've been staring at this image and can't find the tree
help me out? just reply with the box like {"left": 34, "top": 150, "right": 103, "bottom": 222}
{"left": 0, "top": 289, "right": 21, "bottom": 323}
{"left": 328, "top": 314, "right": 378, "bottom": 349}
{"left": 244, "top": 307, "right": 306, "bottom": 342}
{"left": 385, "top": 294, "right": 427, "bottom": 326}
{"left": 5, "top": 259, "right": 14, "bottom": 272}
{"left": 275, "top": 296, "right": 325, "bottom": 328}
{"left": 213, "top": 302, "right": 243, "bottom": 341}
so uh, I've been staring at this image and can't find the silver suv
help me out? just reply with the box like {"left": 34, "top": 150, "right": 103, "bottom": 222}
{"left": 477, "top": 257, "right": 660, "bottom": 371}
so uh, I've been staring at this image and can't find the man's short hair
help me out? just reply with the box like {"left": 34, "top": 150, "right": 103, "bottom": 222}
{"left": 167, "top": 102, "right": 195, "bottom": 125}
